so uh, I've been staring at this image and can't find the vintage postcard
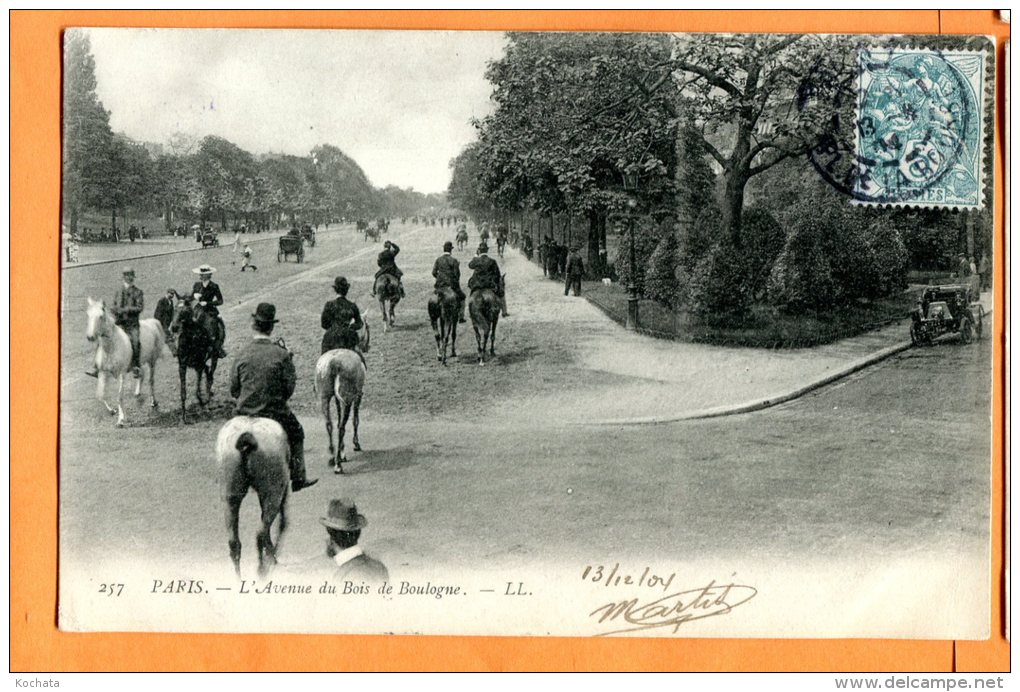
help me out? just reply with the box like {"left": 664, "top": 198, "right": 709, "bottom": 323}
{"left": 58, "top": 28, "right": 996, "bottom": 639}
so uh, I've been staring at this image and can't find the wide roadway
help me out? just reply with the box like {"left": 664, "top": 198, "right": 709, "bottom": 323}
{"left": 59, "top": 221, "right": 991, "bottom": 632}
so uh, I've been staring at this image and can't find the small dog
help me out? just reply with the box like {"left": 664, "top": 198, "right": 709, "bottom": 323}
{"left": 601, "top": 278, "right": 612, "bottom": 286}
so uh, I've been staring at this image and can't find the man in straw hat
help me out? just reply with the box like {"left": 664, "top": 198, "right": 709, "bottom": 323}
{"left": 229, "top": 303, "right": 318, "bottom": 493}
{"left": 468, "top": 242, "right": 508, "bottom": 317}
{"left": 319, "top": 498, "right": 388, "bottom": 583}
{"left": 86, "top": 267, "right": 144, "bottom": 378}
{"left": 191, "top": 264, "right": 227, "bottom": 358}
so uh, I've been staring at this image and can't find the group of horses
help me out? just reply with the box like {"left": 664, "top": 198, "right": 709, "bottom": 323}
{"left": 81, "top": 224, "right": 508, "bottom": 577}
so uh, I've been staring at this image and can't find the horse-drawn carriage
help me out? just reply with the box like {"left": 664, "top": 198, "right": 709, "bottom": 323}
{"left": 278, "top": 235, "right": 305, "bottom": 263}
{"left": 201, "top": 230, "right": 219, "bottom": 247}
{"left": 910, "top": 284, "right": 984, "bottom": 346}
{"left": 300, "top": 224, "right": 316, "bottom": 247}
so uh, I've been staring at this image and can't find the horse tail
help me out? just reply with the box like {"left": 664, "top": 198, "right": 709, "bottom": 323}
{"left": 236, "top": 431, "right": 258, "bottom": 463}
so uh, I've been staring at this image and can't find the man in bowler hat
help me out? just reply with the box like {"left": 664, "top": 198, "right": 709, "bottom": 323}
{"left": 229, "top": 303, "right": 318, "bottom": 492}
{"left": 320, "top": 498, "right": 389, "bottom": 583}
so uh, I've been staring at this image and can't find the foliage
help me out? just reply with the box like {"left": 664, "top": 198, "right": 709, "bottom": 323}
{"left": 766, "top": 215, "right": 838, "bottom": 313}
{"left": 614, "top": 216, "right": 672, "bottom": 294}
{"left": 686, "top": 237, "right": 754, "bottom": 320}
{"left": 643, "top": 229, "right": 681, "bottom": 309}
{"left": 738, "top": 207, "right": 786, "bottom": 300}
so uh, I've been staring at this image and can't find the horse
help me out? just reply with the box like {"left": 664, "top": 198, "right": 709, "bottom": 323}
{"left": 84, "top": 297, "right": 167, "bottom": 426}
{"left": 456, "top": 227, "right": 469, "bottom": 251}
{"left": 374, "top": 273, "right": 401, "bottom": 331}
{"left": 428, "top": 287, "right": 460, "bottom": 365}
{"left": 314, "top": 325, "right": 370, "bottom": 474}
{"left": 468, "top": 274, "right": 505, "bottom": 365}
{"left": 216, "top": 417, "right": 289, "bottom": 578}
{"left": 169, "top": 299, "right": 220, "bottom": 423}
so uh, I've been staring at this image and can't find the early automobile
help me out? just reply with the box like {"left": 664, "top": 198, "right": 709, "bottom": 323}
{"left": 278, "top": 234, "right": 304, "bottom": 263}
{"left": 201, "top": 230, "right": 219, "bottom": 248}
{"left": 910, "top": 284, "right": 984, "bottom": 346}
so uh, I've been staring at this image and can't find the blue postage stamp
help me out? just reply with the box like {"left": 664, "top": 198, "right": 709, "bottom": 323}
{"left": 853, "top": 47, "right": 987, "bottom": 208}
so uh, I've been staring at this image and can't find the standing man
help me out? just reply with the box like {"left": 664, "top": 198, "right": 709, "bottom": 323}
{"left": 87, "top": 267, "right": 144, "bottom": 378}
{"left": 468, "top": 242, "right": 508, "bottom": 317}
{"left": 564, "top": 245, "right": 585, "bottom": 296}
{"left": 191, "top": 264, "right": 227, "bottom": 358}
{"left": 372, "top": 240, "right": 404, "bottom": 298}
{"left": 314, "top": 499, "right": 389, "bottom": 583}
{"left": 230, "top": 303, "right": 318, "bottom": 493}
{"left": 432, "top": 241, "right": 467, "bottom": 323}
{"left": 231, "top": 229, "right": 242, "bottom": 264}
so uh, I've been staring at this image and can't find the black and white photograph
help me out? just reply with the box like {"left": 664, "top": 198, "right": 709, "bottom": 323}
{"left": 59, "top": 27, "right": 996, "bottom": 638}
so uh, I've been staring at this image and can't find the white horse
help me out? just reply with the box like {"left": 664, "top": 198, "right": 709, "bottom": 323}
{"left": 85, "top": 297, "right": 167, "bottom": 426}
{"left": 314, "top": 323, "right": 370, "bottom": 474}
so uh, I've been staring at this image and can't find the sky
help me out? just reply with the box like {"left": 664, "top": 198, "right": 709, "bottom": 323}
{"left": 81, "top": 28, "right": 508, "bottom": 194}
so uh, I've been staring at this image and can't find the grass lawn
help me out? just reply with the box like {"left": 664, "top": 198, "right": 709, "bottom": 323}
{"left": 583, "top": 281, "right": 920, "bottom": 348}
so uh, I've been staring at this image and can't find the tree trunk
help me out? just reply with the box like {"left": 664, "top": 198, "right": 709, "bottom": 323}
{"left": 70, "top": 207, "right": 79, "bottom": 235}
{"left": 722, "top": 121, "right": 753, "bottom": 247}
{"left": 111, "top": 208, "right": 118, "bottom": 241}
{"left": 587, "top": 212, "right": 600, "bottom": 274}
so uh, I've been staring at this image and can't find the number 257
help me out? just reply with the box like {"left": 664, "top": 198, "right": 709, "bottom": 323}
{"left": 98, "top": 583, "right": 124, "bottom": 597}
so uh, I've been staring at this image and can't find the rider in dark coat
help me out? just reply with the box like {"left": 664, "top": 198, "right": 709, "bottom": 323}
{"left": 191, "top": 264, "right": 227, "bottom": 358}
{"left": 87, "top": 266, "right": 144, "bottom": 378}
{"left": 468, "top": 243, "right": 508, "bottom": 316}
{"left": 230, "top": 303, "right": 317, "bottom": 493}
{"left": 372, "top": 240, "right": 404, "bottom": 298}
{"left": 154, "top": 288, "right": 178, "bottom": 332}
{"left": 432, "top": 241, "right": 467, "bottom": 323}
{"left": 321, "top": 277, "right": 366, "bottom": 367}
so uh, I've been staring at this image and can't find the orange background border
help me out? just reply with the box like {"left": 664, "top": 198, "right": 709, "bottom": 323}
{"left": 11, "top": 10, "right": 1008, "bottom": 672}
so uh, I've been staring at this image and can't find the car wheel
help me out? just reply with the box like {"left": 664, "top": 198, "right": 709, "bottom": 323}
{"left": 959, "top": 317, "right": 973, "bottom": 344}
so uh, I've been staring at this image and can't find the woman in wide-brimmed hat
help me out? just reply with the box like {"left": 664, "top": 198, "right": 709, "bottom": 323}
{"left": 191, "top": 264, "right": 227, "bottom": 357}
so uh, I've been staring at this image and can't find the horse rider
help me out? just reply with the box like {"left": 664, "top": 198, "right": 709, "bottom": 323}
{"left": 468, "top": 242, "right": 508, "bottom": 317}
{"left": 87, "top": 267, "right": 145, "bottom": 378}
{"left": 191, "top": 264, "right": 227, "bottom": 358}
{"left": 321, "top": 276, "right": 367, "bottom": 367}
{"left": 371, "top": 240, "right": 405, "bottom": 298}
{"left": 432, "top": 240, "right": 467, "bottom": 323}
{"left": 565, "top": 245, "right": 585, "bottom": 296}
{"left": 230, "top": 302, "right": 318, "bottom": 493}
{"left": 154, "top": 288, "right": 178, "bottom": 333}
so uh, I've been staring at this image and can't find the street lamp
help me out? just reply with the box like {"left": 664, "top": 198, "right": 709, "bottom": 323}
{"left": 623, "top": 172, "right": 640, "bottom": 331}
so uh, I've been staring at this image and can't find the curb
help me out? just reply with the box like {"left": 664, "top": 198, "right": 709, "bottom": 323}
{"left": 61, "top": 227, "right": 346, "bottom": 269}
{"left": 582, "top": 309, "right": 993, "bottom": 427}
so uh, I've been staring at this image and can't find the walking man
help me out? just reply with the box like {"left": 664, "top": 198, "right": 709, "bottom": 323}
{"left": 564, "top": 245, "right": 584, "bottom": 296}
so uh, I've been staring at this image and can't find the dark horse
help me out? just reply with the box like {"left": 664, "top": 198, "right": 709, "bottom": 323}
{"left": 216, "top": 417, "right": 289, "bottom": 577}
{"left": 428, "top": 287, "right": 460, "bottom": 365}
{"left": 456, "top": 227, "right": 469, "bottom": 251}
{"left": 373, "top": 273, "right": 401, "bottom": 331}
{"left": 169, "top": 299, "right": 220, "bottom": 423}
{"left": 468, "top": 274, "right": 505, "bottom": 365}
{"left": 496, "top": 234, "right": 507, "bottom": 257}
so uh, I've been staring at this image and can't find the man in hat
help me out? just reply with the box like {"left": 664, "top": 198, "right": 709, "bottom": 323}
{"left": 87, "top": 267, "right": 144, "bottom": 378}
{"left": 191, "top": 264, "right": 227, "bottom": 358}
{"left": 432, "top": 241, "right": 467, "bottom": 323}
{"left": 319, "top": 498, "right": 388, "bottom": 583}
{"left": 371, "top": 240, "right": 404, "bottom": 298}
{"left": 229, "top": 303, "right": 318, "bottom": 493}
{"left": 468, "top": 242, "right": 508, "bottom": 317}
{"left": 321, "top": 276, "right": 366, "bottom": 365}
{"left": 564, "top": 245, "right": 585, "bottom": 296}
{"left": 154, "top": 288, "right": 178, "bottom": 333}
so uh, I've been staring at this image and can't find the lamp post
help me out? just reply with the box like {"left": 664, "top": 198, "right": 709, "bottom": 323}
{"left": 623, "top": 172, "right": 640, "bottom": 331}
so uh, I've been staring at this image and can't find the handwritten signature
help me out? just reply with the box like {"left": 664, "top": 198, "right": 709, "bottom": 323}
{"left": 588, "top": 579, "right": 757, "bottom": 636}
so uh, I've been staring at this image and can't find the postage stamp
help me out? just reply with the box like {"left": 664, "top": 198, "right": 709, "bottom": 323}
{"left": 852, "top": 47, "right": 988, "bottom": 208}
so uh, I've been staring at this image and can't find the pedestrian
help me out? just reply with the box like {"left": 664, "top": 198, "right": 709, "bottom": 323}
{"left": 978, "top": 251, "right": 990, "bottom": 291}
{"left": 231, "top": 230, "right": 242, "bottom": 264}
{"left": 229, "top": 303, "right": 318, "bottom": 493}
{"left": 564, "top": 245, "right": 585, "bottom": 296}
{"left": 318, "top": 498, "right": 389, "bottom": 583}
{"left": 240, "top": 244, "right": 256, "bottom": 272}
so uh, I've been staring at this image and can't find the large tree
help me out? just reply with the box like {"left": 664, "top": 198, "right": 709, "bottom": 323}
{"left": 62, "top": 29, "right": 116, "bottom": 233}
